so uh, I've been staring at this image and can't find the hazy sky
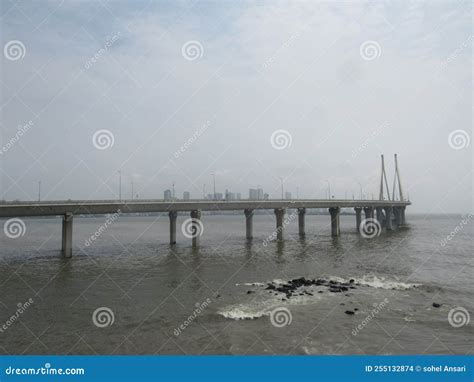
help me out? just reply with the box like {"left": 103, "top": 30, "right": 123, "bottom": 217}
{"left": 0, "top": 0, "right": 472, "bottom": 213}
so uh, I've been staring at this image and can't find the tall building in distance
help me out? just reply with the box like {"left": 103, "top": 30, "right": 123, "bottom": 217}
{"left": 236, "top": 193, "right": 242, "bottom": 200}
{"left": 183, "top": 191, "right": 190, "bottom": 201}
{"left": 164, "top": 189, "right": 172, "bottom": 201}
{"left": 285, "top": 191, "right": 292, "bottom": 200}
{"left": 257, "top": 188, "right": 264, "bottom": 200}
{"left": 249, "top": 188, "right": 258, "bottom": 200}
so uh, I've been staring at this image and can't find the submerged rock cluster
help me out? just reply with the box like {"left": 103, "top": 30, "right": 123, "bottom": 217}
{"left": 261, "top": 277, "right": 358, "bottom": 301}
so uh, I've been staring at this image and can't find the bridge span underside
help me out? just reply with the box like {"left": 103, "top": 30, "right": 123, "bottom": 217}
{"left": 0, "top": 199, "right": 410, "bottom": 258}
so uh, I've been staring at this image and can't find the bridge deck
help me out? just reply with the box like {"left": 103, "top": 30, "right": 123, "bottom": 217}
{"left": 0, "top": 199, "right": 411, "bottom": 218}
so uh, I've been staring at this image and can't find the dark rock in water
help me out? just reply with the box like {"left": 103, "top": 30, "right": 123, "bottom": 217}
{"left": 215, "top": 294, "right": 221, "bottom": 299}
{"left": 247, "top": 290, "right": 254, "bottom": 294}
{"left": 349, "top": 286, "right": 357, "bottom": 289}
{"left": 345, "top": 310, "right": 355, "bottom": 315}
{"left": 281, "top": 298, "right": 286, "bottom": 301}
{"left": 340, "top": 286, "right": 349, "bottom": 291}
{"left": 354, "top": 308, "right": 358, "bottom": 311}
{"left": 340, "top": 303, "right": 345, "bottom": 306}
{"left": 318, "top": 291, "right": 324, "bottom": 293}
{"left": 266, "top": 284, "right": 276, "bottom": 290}
{"left": 305, "top": 291, "right": 313, "bottom": 296}
{"left": 432, "top": 303, "right": 442, "bottom": 308}
{"left": 329, "top": 287, "right": 342, "bottom": 293}
{"left": 349, "top": 279, "right": 355, "bottom": 283}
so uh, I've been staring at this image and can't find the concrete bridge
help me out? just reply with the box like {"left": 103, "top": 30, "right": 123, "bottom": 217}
{"left": 0, "top": 199, "right": 410, "bottom": 258}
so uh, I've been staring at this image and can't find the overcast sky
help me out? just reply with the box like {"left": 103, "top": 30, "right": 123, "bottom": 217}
{"left": 0, "top": 0, "right": 472, "bottom": 213}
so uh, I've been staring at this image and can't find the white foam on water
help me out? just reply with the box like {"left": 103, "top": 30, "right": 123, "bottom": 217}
{"left": 235, "top": 282, "right": 265, "bottom": 287}
{"left": 325, "top": 275, "right": 421, "bottom": 290}
{"left": 217, "top": 294, "right": 321, "bottom": 320}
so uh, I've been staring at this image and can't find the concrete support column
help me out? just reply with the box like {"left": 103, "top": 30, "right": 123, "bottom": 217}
{"left": 354, "top": 207, "right": 362, "bottom": 231}
{"left": 394, "top": 207, "right": 401, "bottom": 227}
{"left": 400, "top": 206, "right": 406, "bottom": 225}
{"left": 169, "top": 211, "right": 178, "bottom": 245}
{"left": 363, "top": 206, "right": 374, "bottom": 220}
{"left": 376, "top": 207, "right": 384, "bottom": 226}
{"left": 329, "top": 207, "right": 340, "bottom": 237}
{"left": 244, "top": 209, "right": 254, "bottom": 239}
{"left": 384, "top": 207, "right": 393, "bottom": 230}
{"left": 61, "top": 213, "right": 73, "bottom": 258}
{"left": 190, "top": 210, "right": 202, "bottom": 248}
{"left": 274, "top": 208, "right": 286, "bottom": 241}
{"left": 298, "top": 208, "right": 306, "bottom": 236}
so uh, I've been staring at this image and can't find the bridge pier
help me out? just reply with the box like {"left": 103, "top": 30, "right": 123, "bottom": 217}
{"left": 298, "top": 208, "right": 306, "bottom": 236}
{"left": 329, "top": 207, "right": 340, "bottom": 237}
{"left": 363, "top": 206, "right": 374, "bottom": 220}
{"left": 274, "top": 208, "right": 285, "bottom": 241}
{"left": 394, "top": 207, "right": 402, "bottom": 227}
{"left": 376, "top": 207, "right": 384, "bottom": 226}
{"left": 354, "top": 207, "right": 362, "bottom": 231}
{"left": 190, "top": 210, "right": 201, "bottom": 247}
{"left": 384, "top": 207, "right": 393, "bottom": 230}
{"left": 61, "top": 213, "right": 73, "bottom": 258}
{"left": 400, "top": 206, "right": 406, "bottom": 225}
{"left": 244, "top": 209, "right": 254, "bottom": 239}
{"left": 169, "top": 211, "right": 177, "bottom": 245}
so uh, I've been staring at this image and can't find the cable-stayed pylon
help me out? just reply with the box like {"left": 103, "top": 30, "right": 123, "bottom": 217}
{"left": 392, "top": 153, "right": 404, "bottom": 201}
{"left": 379, "top": 154, "right": 391, "bottom": 201}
